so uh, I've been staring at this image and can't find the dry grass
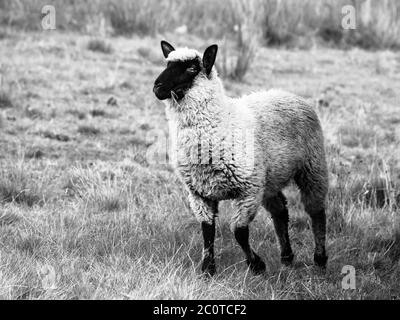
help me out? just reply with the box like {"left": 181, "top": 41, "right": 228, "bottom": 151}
{"left": 2, "top": 0, "right": 399, "bottom": 82}
{"left": 87, "top": 38, "right": 113, "bottom": 54}
{"left": 0, "top": 153, "right": 56, "bottom": 207}
{"left": 218, "top": 0, "right": 261, "bottom": 80}
{"left": 0, "top": 27, "right": 399, "bottom": 299}
{"left": 1, "top": 0, "right": 400, "bottom": 49}
{"left": 77, "top": 125, "right": 101, "bottom": 136}
{"left": 0, "top": 91, "right": 14, "bottom": 109}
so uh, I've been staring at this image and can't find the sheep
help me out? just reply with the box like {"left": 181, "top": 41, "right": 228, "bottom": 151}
{"left": 153, "top": 40, "right": 328, "bottom": 276}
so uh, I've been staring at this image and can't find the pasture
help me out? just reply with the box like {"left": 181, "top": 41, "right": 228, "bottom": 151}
{"left": 0, "top": 1, "right": 400, "bottom": 299}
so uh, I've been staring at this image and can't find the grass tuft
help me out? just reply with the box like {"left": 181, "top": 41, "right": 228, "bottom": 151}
{"left": 41, "top": 131, "right": 70, "bottom": 142}
{"left": 0, "top": 90, "right": 14, "bottom": 109}
{"left": 24, "top": 148, "right": 45, "bottom": 160}
{"left": 78, "top": 125, "right": 101, "bottom": 136}
{"left": 0, "top": 159, "right": 52, "bottom": 207}
{"left": 67, "top": 166, "right": 129, "bottom": 213}
{"left": 90, "top": 108, "right": 112, "bottom": 118}
{"left": 87, "top": 39, "right": 113, "bottom": 54}
{"left": 66, "top": 109, "right": 87, "bottom": 120}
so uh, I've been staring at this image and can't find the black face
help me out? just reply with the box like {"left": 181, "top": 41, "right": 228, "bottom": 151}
{"left": 153, "top": 40, "right": 218, "bottom": 101}
{"left": 153, "top": 58, "right": 201, "bottom": 101}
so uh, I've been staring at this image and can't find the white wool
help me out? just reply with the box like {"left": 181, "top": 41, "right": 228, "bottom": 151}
{"left": 166, "top": 47, "right": 201, "bottom": 62}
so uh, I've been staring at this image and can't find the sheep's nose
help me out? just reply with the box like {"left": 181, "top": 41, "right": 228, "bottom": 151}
{"left": 153, "top": 81, "right": 168, "bottom": 100}
{"left": 154, "top": 81, "right": 162, "bottom": 89}
{"left": 153, "top": 82, "right": 162, "bottom": 94}
{"left": 154, "top": 79, "right": 163, "bottom": 89}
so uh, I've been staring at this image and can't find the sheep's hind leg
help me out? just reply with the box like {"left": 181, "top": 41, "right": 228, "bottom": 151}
{"left": 305, "top": 206, "right": 327, "bottom": 268}
{"left": 295, "top": 169, "right": 328, "bottom": 268}
{"left": 263, "top": 191, "right": 294, "bottom": 266}
{"left": 201, "top": 220, "right": 216, "bottom": 276}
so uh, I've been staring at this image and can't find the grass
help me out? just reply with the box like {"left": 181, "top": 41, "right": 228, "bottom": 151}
{"left": 87, "top": 39, "right": 113, "bottom": 54}
{"left": 1, "top": 0, "right": 400, "bottom": 50}
{"left": 0, "top": 90, "right": 14, "bottom": 109}
{"left": 0, "top": 27, "right": 399, "bottom": 299}
{"left": 41, "top": 131, "right": 70, "bottom": 142}
{"left": 0, "top": 156, "right": 54, "bottom": 207}
{"left": 89, "top": 109, "right": 108, "bottom": 118}
{"left": 78, "top": 125, "right": 101, "bottom": 136}
{"left": 2, "top": 0, "right": 399, "bottom": 82}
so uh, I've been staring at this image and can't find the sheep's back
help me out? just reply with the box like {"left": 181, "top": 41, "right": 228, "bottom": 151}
{"left": 237, "top": 89, "right": 325, "bottom": 191}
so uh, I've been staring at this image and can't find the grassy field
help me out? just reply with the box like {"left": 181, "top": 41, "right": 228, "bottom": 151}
{"left": 2, "top": 0, "right": 400, "bottom": 50}
{"left": 0, "top": 29, "right": 400, "bottom": 299}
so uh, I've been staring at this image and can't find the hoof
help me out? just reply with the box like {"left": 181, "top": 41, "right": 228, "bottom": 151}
{"left": 247, "top": 253, "right": 266, "bottom": 275}
{"left": 281, "top": 252, "right": 294, "bottom": 266}
{"left": 201, "top": 258, "right": 216, "bottom": 277}
{"left": 314, "top": 252, "right": 328, "bottom": 268}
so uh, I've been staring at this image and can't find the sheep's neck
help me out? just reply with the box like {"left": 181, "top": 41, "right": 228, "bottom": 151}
{"left": 169, "top": 83, "right": 226, "bottom": 129}
{"left": 178, "top": 100, "right": 222, "bottom": 128}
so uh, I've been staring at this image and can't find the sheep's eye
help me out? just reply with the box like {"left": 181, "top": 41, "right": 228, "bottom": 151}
{"left": 187, "top": 65, "right": 197, "bottom": 73}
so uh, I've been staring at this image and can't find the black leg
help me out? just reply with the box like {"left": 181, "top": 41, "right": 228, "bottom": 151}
{"left": 308, "top": 209, "right": 328, "bottom": 268}
{"left": 234, "top": 226, "right": 266, "bottom": 275}
{"left": 294, "top": 165, "right": 329, "bottom": 268}
{"left": 201, "top": 221, "right": 216, "bottom": 276}
{"left": 263, "top": 192, "right": 294, "bottom": 266}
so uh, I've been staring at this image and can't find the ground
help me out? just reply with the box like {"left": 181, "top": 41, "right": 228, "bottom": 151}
{"left": 0, "top": 30, "right": 399, "bottom": 299}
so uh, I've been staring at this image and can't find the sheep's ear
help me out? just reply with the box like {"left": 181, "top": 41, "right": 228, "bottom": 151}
{"left": 203, "top": 44, "right": 218, "bottom": 75}
{"left": 161, "top": 40, "right": 175, "bottom": 58}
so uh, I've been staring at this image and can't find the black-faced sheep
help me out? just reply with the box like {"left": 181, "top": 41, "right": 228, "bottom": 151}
{"left": 153, "top": 40, "right": 328, "bottom": 276}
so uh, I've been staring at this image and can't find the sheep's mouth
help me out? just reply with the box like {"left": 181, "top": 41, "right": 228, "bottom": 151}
{"left": 170, "top": 85, "right": 187, "bottom": 101}
{"left": 153, "top": 83, "right": 187, "bottom": 101}
{"left": 153, "top": 83, "right": 170, "bottom": 100}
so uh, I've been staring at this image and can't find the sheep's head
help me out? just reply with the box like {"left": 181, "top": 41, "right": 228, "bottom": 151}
{"left": 153, "top": 40, "right": 218, "bottom": 101}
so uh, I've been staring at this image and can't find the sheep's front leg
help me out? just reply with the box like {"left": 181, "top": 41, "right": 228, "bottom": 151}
{"left": 233, "top": 226, "right": 266, "bottom": 275}
{"left": 201, "top": 220, "right": 216, "bottom": 276}
{"left": 231, "top": 196, "right": 266, "bottom": 275}
{"left": 188, "top": 192, "right": 218, "bottom": 276}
